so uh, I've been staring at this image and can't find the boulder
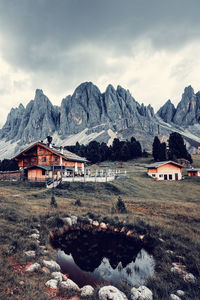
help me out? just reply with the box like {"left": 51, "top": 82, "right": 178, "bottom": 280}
{"left": 170, "top": 294, "right": 181, "bottom": 300}
{"left": 131, "top": 286, "right": 153, "bottom": 300}
{"left": 24, "top": 250, "right": 36, "bottom": 258}
{"left": 63, "top": 217, "right": 72, "bottom": 226}
{"left": 176, "top": 290, "right": 185, "bottom": 297}
{"left": 51, "top": 271, "right": 63, "bottom": 282}
{"left": 71, "top": 216, "right": 78, "bottom": 225}
{"left": 25, "top": 262, "right": 41, "bottom": 272}
{"left": 80, "top": 285, "right": 94, "bottom": 297}
{"left": 60, "top": 279, "right": 80, "bottom": 291}
{"left": 98, "top": 286, "right": 127, "bottom": 300}
{"left": 45, "top": 279, "right": 58, "bottom": 289}
{"left": 43, "top": 260, "right": 61, "bottom": 272}
{"left": 183, "top": 272, "right": 196, "bottom": 283}
{"left": 29, "top": 233, "right": 40, "bottom": 240}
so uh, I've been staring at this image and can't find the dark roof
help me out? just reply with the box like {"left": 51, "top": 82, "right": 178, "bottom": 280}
{"left": 25, "top": 165, "right": 51, "bottom": 171}
{"left": 146, "top": 161, "right": 183, "bottom": 169}
{"left": 187, "top": 168, "right": 200, "bottom": 172}
{"left": 12, "top": 141, "right": 88, "bottom": 163}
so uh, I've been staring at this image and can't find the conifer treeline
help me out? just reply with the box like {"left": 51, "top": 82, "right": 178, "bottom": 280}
{"left": 65, "top": 137, "right": 144, "bottom": 163}
{"left": 152, "top": 132, "right": 193, "bottom": 163}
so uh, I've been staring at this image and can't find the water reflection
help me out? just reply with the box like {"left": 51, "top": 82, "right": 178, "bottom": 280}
{"left": 57, "top": 249, "right": 155, "bottom": 287}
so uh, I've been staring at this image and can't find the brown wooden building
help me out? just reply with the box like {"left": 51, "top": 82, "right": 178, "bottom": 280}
{"left": 12, "top": 141, "right": 87, "bottom": 182}
{"left": 187, "top": 168, "right": 200, "bottom": 177}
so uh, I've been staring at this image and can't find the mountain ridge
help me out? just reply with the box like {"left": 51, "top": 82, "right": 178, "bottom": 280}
{"left": 0, "top": 82, "right": 200, "bottom": 160}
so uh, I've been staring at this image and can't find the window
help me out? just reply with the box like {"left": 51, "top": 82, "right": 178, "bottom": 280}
{"left": 152, "top": 174, "right": 156, "bottom": 177}
{"left": 54, "top": 157, "right": 58, "bottom": 162}
{"left": 169, "top": 174, "right": 172, "bottom": 180}
{"left": 42, "top": 169, "right": 45, "bottom": 176}
{"left": 42, "top": 157, "right": 46, "bottom": 162}
{"left": 159, "top": 174, "right": 163, "bottom": 178}
{"left": 164, "top": 174, "right": 167, "bottom": 180}
{"left": 31, "top": 158, "right": 35, "bottom": 162}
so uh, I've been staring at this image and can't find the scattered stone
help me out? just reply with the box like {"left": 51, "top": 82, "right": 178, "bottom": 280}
{"left": 170, "top": 294, "right": 181, "bottom": 300}
{"left": 171, "top": 263, "right": 186, "bottom": 275}
{"left": 100, "top": 222, "right": 107, "bottom": 229}
{"left": 39, "top": 245, "right": 47, "bottom": 250}
{"left": 176, "top": 290, "right": 185, "bottom": 297}
{"left": 131, "top": 286, "right": 153, "bottom": 300}
{"left": 51, "top": 271, "right": 63, "bottom": 282}
{"left": 80, "top": 285, "right": 94, "bottom": 297}
{"left": 92, "top": 220, "right": 99, "bottom": 227}
{"left": 32, "top": 228, "right": 40, "bottom": 234}
{"left": 158, "top": 238, "right": 165, "bottom": 243}
{"left": 166, "top": 250, "right": 174, "bottom": 255}
{"left": 29, "top": 233, "right": 40, "bottom": 240}
{"left": 139, "top": 235, "right": 145, "bottom": 240}
{"left": 19, "top": 281, "right": 24, "bottom": 285}
{"left": 43, "top": 260, "right": 61, "bottom": 272}
{"left": 183, "top": 272, "right": 196, "bottom": 283}
{"left": 71, "top": 216, "right": 78, "bottom": 225}
{"left": 25, "top": 262, "right": 41, "bottom": 272}
{"left": 60, "top": 279, "right": 80, "bottom": 291}
{"left": 41, "top": 267, "right": 51, "bottom": 274}
{"left": 24, "top": 250, "right": 36, "bottom": 258}
{"left": 45, "top": 279, "right": 58, "bottom": 289}
{"left": 99, "top": 285, "right": 127, "bottom": 300}
{"left": 63, "top": 217, "right": 72, "bottom": 226}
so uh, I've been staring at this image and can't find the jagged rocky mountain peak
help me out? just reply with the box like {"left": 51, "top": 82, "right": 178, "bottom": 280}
{"left": 182, "top": 85, "right": 194, "bottom": 98}
{"left": 157, "top": 99, "right": 176, "bottom": 123}
{"left": 1, "top": 82, "right": 200, "bottom": 160}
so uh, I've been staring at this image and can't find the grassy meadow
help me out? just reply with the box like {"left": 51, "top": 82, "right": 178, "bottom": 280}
{"left": 0, "top": 155, "right": 199, "bottom": 299}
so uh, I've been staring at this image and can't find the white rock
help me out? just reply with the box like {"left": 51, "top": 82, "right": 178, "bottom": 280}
{"left": 131, "top": 286, "right": 153, "bottom": 300}
{"left": 45, "top": 279, "right": 58, "bottom": 289}
{"left": 63, "top": 217, "right": 72, "bottom": 226}
{"left": 24, "top": 250, "right": 36, "bottom": 258}
{"left": 80, "top": 285, "right": 94, "bottom": 297}
{"left": 183, "top": 272, "right": 196, "bottom": 283}
{"left": 176, "top": 290, "right": 185, "bottom": 296}
{"left": 92, "top": 220, "right": 99, "bottom": 227}
{"left": 25, "top": 262, "right": 41, "bottom": 272}
{"left": 170, "top": 294, "right": 181, "bottom": 300}
{"left": 99, "top": 286, "right": 127, "bottom": 300}
{"left": 71, "top": 215, "right": 78, "bottom": 225}
{"left": 29, "top": 233, "right": 40, "bottom": 240}
{"left": 51, "top": 271, "right": 63, "bottom": 282}
{"left": 100, "top": 222, "right": 107, "bottom": 229}
{"left": 43, "top": 260, "right": 61, "bottom": 272}
{"left": 32, "top": 229, "right": 40, "bottom": 234}
{"left": 60, "top": 279, "right": 80, "bottom": 291}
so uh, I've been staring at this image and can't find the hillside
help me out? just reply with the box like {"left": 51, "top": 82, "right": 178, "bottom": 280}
{"left": 0, "top": 156, "right": 199, "bottom": 299}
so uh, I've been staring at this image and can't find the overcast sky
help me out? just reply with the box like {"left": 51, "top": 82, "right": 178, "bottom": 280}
{"left": 1, "top": 0, "right": 200, "bottom": 127}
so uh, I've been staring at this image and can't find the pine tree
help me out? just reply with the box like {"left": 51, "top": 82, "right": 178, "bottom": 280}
{"left": 168, "top": 132, "right": 192, "bottom": 163}
{"left": 152, "top": 136, "right": 161, "bottom": 161}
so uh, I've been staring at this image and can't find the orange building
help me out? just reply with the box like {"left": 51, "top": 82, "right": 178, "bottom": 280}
{"left": 147, "top": 161, "right": 183, "bottom": 181}
{"left": 12, "top": 141, "right": 87, "bottom": 182}
{"left": 187, "top": 168, "right": 200, "bottom": 177}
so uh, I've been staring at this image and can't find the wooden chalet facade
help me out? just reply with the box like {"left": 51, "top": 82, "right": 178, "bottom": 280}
{"left": 12, "top": 142, "right": 87, "bottom": 182}
{"left": 147, "top": 161, "right": 183, "bottom": 181}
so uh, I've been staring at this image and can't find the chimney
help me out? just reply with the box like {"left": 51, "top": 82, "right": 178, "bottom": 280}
{"left": 60, "top": 146, "right": 64, "bottom": 154}
{"left": 47, "top": 136, "right": 53, "bottom": 148}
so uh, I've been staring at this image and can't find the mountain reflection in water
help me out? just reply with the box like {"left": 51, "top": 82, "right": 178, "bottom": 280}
{"left": 57, "top": 249, "right": 155, "bottom": 287}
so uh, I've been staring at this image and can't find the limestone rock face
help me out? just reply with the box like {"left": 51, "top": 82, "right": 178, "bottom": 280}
{"left": 131, "top": 285, "right": 153, "bottom": 300}
{"left": 158, "top": 86, "right": 200, "bottom": 127}
{"left": 157, "top": 99, "right": 176, "bottom": 123}
{"left": 0, "top": 89, "right": 60, "bottom": 145}
{"left": 98, "top": 285, "right": 128, "bottom": 300}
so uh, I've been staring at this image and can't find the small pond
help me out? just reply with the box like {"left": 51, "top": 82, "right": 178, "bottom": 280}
{"left": 51, "top": 222, "right": 155, "bottom": 287}
{"left": 57, "top": 248, "right": 155, "bottom": 287}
